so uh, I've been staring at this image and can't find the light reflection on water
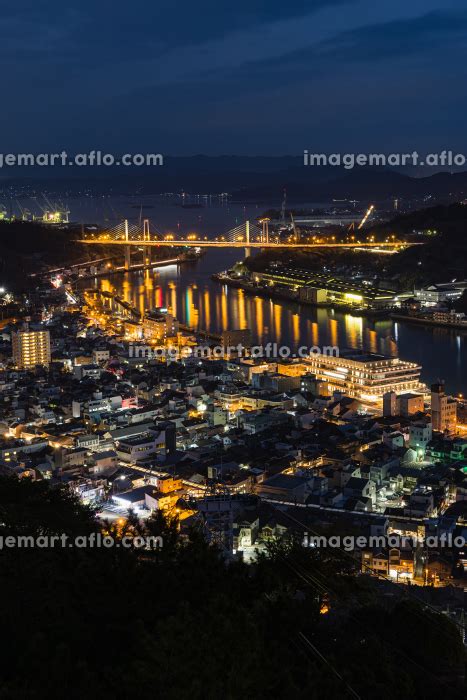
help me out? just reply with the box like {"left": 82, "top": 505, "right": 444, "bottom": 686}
{"left": 87, "top": 249, "right": 467, "bottom": 395}
{"left": 72, "top": 195, "right": 466, "bottom": 395}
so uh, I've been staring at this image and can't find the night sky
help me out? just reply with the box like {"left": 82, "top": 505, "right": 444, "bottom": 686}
{"left": 3, "top": 0, "right": 467, "bottom": 154}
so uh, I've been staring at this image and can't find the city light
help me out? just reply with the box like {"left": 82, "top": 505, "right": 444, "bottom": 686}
{"left": 2, "top": 11, "right": 466, "bottom": 692}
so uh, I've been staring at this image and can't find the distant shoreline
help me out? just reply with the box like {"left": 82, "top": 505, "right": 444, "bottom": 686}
{"left": 391, "top": 313, "right": 467, "bottom": 331}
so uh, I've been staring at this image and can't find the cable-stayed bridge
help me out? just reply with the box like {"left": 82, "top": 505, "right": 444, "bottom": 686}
{"left": 78, "top": 219, "right": 420, "bottom": 269}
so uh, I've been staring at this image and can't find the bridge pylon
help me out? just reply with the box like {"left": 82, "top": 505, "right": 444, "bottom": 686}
{"left": 124, "top": 219, "right": 131, "bottom": 271}
{"left": 244, "top": 219, "right": 252, "bottom": 258}
{"left": 260, "top": 218, "right": 270, "bottom": 244}
{"left": 143, "top": 219, "right": 151, "bottom": 266}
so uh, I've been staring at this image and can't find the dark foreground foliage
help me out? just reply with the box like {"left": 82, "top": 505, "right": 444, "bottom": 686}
{"left": 0, "top": 477, "right": 465, "bottom": 700}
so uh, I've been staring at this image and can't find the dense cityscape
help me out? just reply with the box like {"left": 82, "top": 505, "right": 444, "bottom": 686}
{"left": 0, "top": 196, "right": 466, "bottom": 694}
{"left": 3, "top": 0, "right": 467, "bottom": 697}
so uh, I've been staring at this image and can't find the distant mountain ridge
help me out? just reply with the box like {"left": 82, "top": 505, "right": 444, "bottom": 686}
{"left": 2, "top": 155, "right": 467, "bottom": 202}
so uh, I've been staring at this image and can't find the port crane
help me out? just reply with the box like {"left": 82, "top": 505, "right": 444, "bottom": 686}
{"left": 358, "top": 204, "right": 375, "bottom": 230}
{"left": 290, "top": 212, "right": 298, "bottom": 242}
{"left": 16, "top": 200, "right": 32, "bottom": 221}
{"left": 280, "top": 188, "right": 287, "bottom": 225}
{"left": 40, "top": 193, "right": 70, "bottom": 224}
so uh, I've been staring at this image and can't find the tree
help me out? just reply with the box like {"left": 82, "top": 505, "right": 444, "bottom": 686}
{"left": 0, "top": 476, "right": 464, "bottom": 699}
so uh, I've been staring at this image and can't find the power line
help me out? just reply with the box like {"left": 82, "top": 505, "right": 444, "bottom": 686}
{"left": 271, "top": 503, "right": 466, "bottom": 636}
{"left": 266, "top": 503, "right": 466, "bottom": 697}
{"left": 277, "top": 545, "right": 466, "bottom": 698}
{"left": 297, "top": 631, "right": 361, "bottom": 700}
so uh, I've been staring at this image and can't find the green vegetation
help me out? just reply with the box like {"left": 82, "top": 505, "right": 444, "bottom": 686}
{"left": 246, "top": 203, "right": 467, "bottom": 291}
{"left": 373, "top": 203, "right": 467, "bottom": 287}
{"left": 0, "top": 477, "right": 464, "bottom": 699}
{"left": 0, "top": 220, "right": 110, "bottom": 291}
{"left": 245, "top": 247, "right": 331, "bottom": 273}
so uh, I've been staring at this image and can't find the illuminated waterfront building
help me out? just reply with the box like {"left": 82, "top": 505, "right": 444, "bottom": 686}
{"left": 304, "top": 351, "right": 423, "bottom": 401}
{"left": 255, "top": 268, "right": 412, "bottom": 309}
{"left": 12, "top": 325, "right": 51, "bottom": 369}
{"left": 414, "top": 283, "right": 465, "bottom": 307}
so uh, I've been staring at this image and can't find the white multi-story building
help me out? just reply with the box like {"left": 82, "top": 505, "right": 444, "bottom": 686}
{"left": 414, "top": 283, "right": 465, "bottom": 307}
{"left": 408, "top": 421, "right": 433, "bottom": 458}
{"left": 304, "top": 351, "right": 424, "bottom": 401}
{"left": 431, "top": 382, "right": 457, "bottom": 434}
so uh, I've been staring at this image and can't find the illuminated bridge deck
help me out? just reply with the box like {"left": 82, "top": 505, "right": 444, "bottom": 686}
{"left": 78, "top": 239, "right": 418, "bottom": 250}
{"left": 77, "top": 219, "right": 422, "bottom": 252}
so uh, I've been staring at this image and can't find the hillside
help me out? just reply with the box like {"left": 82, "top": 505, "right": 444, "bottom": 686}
{"left": 0, "top": 221, "right": 112, "bottom": 291}
{"left": 0, "top": 477, "right": 464, "bottom": 699}
{"left": 245, "top": 203, "right": 467, "bottom": 290}
{"left": 371, "top": 203, "right": 467, "bottom": 286}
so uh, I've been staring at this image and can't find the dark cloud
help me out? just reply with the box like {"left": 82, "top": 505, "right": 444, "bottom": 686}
{"left": 0, "top": 0, "right": 345, "bottom": 58}
{"left": 1, "top": 1, "right": 467, "bottom": 153}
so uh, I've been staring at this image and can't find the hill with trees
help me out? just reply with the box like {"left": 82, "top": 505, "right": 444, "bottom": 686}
{"left": 0, "top": 477, "right": 464, "bottom": 699}
{"left": 0, "top": 220, "right": 111, "bottom": 291}
{"left": 373, "top": 203, "right": 467, "bottom": 287}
